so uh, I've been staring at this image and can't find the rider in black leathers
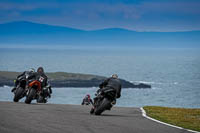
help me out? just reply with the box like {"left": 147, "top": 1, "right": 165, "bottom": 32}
{"left": 90, "top": 74, "right": 122, "bottom": 114}
{"left": 98, "top": 74, "right": 121, "bottom": 99}
{"left": 36, "top": 67, "right": 48, "bottom": 87}
{"left": 36, "top": 67, "right": 52, "bottom": 97}
{"left": 11, "top": 68, "right": 36, "bottom": 92}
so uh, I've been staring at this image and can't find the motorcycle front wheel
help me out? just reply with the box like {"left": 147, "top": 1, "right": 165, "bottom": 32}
{"left": 13, "top": 87, "right": 24, "bottom": 102}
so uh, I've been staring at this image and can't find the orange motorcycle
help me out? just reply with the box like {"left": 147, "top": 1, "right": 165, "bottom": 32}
{"left": 25, "top": 80, "right": 42, "bottom": 104}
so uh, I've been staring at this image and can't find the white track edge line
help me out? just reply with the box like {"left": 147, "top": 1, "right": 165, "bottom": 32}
{"left": 140, "top": 107, "right": 200, "bottom": 133}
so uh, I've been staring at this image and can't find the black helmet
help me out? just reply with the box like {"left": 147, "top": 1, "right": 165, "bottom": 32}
{"left": 37, "top": 67, "right": 44, "bottom": 74}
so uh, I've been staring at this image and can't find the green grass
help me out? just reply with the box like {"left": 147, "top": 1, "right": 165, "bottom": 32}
{"left": 143, "top": 106, "right": 200, "bottom": 132}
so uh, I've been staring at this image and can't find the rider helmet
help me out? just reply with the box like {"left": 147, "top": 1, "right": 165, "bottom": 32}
{"left": 37, "top": 67, "right": 44, "bottom": 74}
{"left": 86, "top": 94, "right": 90, "bottom": 98}
{"left": 29, "top": 68, "right": 35, "bottom": 73}
{"left": 111, "top": 74, "right": 118, "bottom": 79}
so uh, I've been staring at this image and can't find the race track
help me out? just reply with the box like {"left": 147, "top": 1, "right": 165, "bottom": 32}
{"left": 0, "top": 102, "right": 192, "bottom": 133}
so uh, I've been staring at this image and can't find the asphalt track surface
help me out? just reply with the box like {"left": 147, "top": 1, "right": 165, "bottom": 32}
{"left": 0, "top": 101, "right": 192, "bottom": 133}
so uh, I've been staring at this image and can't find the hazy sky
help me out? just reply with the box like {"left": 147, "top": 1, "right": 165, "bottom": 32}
{"left": 0, "top": 0, "right": 200, "bottom": 31}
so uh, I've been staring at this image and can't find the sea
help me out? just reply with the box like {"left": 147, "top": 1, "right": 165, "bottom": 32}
{"left": 0, "top": 47, "right": 200, "bottom": 108}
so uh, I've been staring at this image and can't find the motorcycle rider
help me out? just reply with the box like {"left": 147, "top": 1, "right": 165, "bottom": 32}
{"left": 98, "top": 74, "right": 121, "bottom": 99}
{"left": 90, "top": 74, "right": 122, "bottom": 114}
{"left": 36, "top": 67, "right": 47, "bottom": 87}
{"left": 82, "top": 94, "right": 93, "bottom": 105}
{"left": 11, "top": 68, "right": 36, "bottom": 92}
{"left": 36, "top": 67, "right": 52, "bottom": 98}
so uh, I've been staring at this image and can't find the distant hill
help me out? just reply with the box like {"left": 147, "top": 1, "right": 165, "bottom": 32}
{"left": 0, "top": 21, "right": 199, "bottom": 48}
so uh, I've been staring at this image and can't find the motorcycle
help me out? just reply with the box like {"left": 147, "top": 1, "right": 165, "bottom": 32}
{"left": 25, "top": 78, "right": 51, "bottom": 104}
{"left": 37, "top": 84, "right": 51, "bottom": 103}
{"left": 25, "top": 79, "right": 42, "bottom": 104}
{"left": 82, "top": 100, "right": 90, "bottom": 105}
{"left": 91, "top": 88, "right": 117, "bottom": 115}
{"left": 13, "top": 73, "right": 31, "bottom": 102}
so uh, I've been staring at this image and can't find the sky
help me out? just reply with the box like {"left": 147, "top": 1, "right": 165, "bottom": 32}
{"left": 0, "top": 0, "right": 200, "bottom": 32}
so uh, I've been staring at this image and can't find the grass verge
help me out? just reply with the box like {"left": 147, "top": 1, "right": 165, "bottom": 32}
{"left": 143, "top": 106, "right": 200, "bottom": 132}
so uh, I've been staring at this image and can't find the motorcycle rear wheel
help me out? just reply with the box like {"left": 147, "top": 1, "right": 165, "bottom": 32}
{"left": 94, "top": 98, "right": 111, "bottom": 115}
{"left": 37, "top": 95, "right": 46, "bottom": 103}
{"left": 25, "top": 88, "right": 36, "bottom": 104}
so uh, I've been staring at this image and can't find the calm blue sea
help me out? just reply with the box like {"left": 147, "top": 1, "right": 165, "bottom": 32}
{"left": 0, "top": 48, "right": 200, "bottom": 108}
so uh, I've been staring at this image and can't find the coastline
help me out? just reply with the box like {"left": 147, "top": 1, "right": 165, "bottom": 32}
{"left": 0, "top": 71, "right": 151, "bottom": 88}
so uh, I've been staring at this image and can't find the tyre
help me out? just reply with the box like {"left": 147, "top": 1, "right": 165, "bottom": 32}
{"left": 13, "top": 87, "right": 24, "bottom": 102}
{"left": 37, "top": 95, "right": 44, "bottom": 103}
{"left": 25, "top": 88, "right": 36, "bottom": 104}
{"left": 90, "top": 108, "right": 95, "bottom": 114}
{"left": 95, "top": 98, "right": 111, "bottom": 115}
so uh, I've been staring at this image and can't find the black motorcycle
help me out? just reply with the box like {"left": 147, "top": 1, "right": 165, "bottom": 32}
{"left": 13, "top": 73, "right": 30, "bottom": 102}
{"left": 91, "top": 88, "right": 116, "bottom": 115}
{"left": 37, "top": 84, "right": 52, "bottom": 103}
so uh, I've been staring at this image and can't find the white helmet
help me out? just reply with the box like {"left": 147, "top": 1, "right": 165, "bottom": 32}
{"left": 111, "top": 74, "right": 118, "bottom": 79}
{"left": 29, "top": 68, "right": 35, "bottom": 73}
